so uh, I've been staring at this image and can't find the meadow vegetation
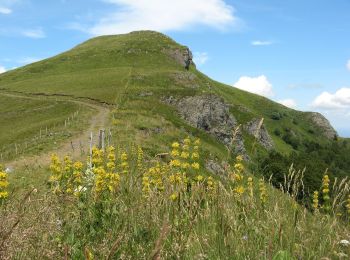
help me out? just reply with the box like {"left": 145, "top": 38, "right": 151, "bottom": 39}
{"left": 1, "top": 136, "right": 350, "bottom": 259}
{"left": 1, "top": 31, "right": 350, "bottom": 259}
{"left": 0, "top": 93, "right": 94, "bottom": 161}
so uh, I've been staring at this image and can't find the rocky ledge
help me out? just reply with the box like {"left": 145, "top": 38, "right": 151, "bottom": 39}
{"left": 307, "top": 112, "right": 338, "bottom": 139}
{"left": 164, "top": 95, "right": 247, "bottom": 158}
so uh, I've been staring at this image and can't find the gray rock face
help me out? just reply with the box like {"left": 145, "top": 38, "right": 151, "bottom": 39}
{"left": 244, "top": 118, "right": 274, "bottom": 149}
{"left": 205, "top": 160, "right": 227, "bottom": 177}
{"left": 164, "top": 47, "right": 196, "bottom": 68}
{"left": 165, "top": 95, "right": 247, "bottom": 157}
{"left": 308, "top": 112, "right": 338, "bottom": 139}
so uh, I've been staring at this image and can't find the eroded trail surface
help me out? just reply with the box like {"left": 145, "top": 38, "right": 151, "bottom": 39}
{"left": 0, "top": 91, "right": 111, "bottom": 169}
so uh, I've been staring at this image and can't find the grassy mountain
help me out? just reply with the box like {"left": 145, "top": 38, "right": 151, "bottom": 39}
{"left": 0, "top": 31, "right": 339, "bottom": 156}
{"left": 1, "top": 30, "right": 350, "bottom": 258}
{"left": 1, "top": 30, "right": 348, "bottom": 190}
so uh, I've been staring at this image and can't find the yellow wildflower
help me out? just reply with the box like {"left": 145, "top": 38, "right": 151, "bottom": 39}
{"left": 180, "top": 151, "right": 189, "bottom": 159}
{"left": 171, "top": 149, "right": 180, "bottom": 157}
{"left": 234, "top": 186, "right": 245, "bottom": 195}
{"left": 191, "top": 152, "right": 199, "bottom": 160}
{"left": 345, "top": 194, "right": 350, "bottom": 215}
{"left": 236, "top": 155, "right": 244, "bottom": 162}
{"left": 170, "top": 159, "right": 181, "bottom": 167}
{"left": 191, "top": 162, "right": 200, "bottom": 170}
{"left": 207, "top": 176, "right": 216, "bottom": 193}
{"left": 64, "top": 155, "right": 72, "bottom": 172}
{"left": 259, "top": 179, "right": 267, "bottom": 205}
{"left": 194, "top": 138, "right": 201, "bottom": 145}
{"left": 247, "top": 177, "right": 253, "bottom": 198}
{"left": 196, "top": 175, "right": 204, "bottom": 182}
{"left": 121, "top": 152, "right": 128, "bottom": 161}
{"left": 184, "top": 137, "right": 191, "bottom": 145}
{"left": 0, "top": 165, "right": 9, "bottom": 200}
{"left": 0, "top": 191, "right": 9, "bottom": 199}
{"left": 312, "top": 191, "right": 319, "bottom": 211}
{"left": 321, "top": 174, "right": 331, "bottom": 212}
{"left": 170, "top": 193, "right": 178, "bottom": 201}
{"left": 234, "top": 163, "right": 244, "bottom": 172}
{"left": 172, "top": 142, "right": 180, "bottom": 149}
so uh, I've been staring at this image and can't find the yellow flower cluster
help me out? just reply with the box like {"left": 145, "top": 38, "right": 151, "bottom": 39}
{"left": 322, "top": 175, "right": 330, "bottom": 200}
{"left": 259, "top": 179, "right": 267, "bottom": 205}
{"left": 49, "top": 154, "right": 85, "bottom": 196}
{"left": 170, "top": 137, "right": 201, "bottom": 173}
{"left": 120, "top": 152, "right": 129, "bottom": 174}
{"left": 206, "top": 176, "right": 216, "bottom": 193}
{"left": 137, "top": 146, "right": 144, "bottom": 171}
{"left": 0, "top": 165, "right": 9, "bottom": 199}
{"left": 346, "top": 194, "right": 350, "bottom": 215}
{"left": 231, "top": 155, "right": 246, "bottom": 196}
{"left": 92, "top": 146, "right": 121, "bottom": 195}
{"left": 49, "top": 138, "right": 218, "bottom": 204}
{"left": 142, "top": 137, "right": 217, "bottom": 201}
{"left": 312, "top": 191, "right": 319, "bottom": 211}
{"left": 49, "top": 154, "right": 62, "bottom": 183}
{"left": 321, "top": 174, "right": 331, "bottom": 212}
{"left": 92, "top": 146, "right": 104, "bottom": 166}
{"left": 142, "top": 163, "right": 166, "bottom": 197}
{"left": 247, "top": 177, "right": 254, "bottom": 198}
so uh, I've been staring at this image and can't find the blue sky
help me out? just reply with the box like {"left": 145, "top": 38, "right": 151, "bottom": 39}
{"left": 1, "top": 0, "right": 350, "bottom": 136}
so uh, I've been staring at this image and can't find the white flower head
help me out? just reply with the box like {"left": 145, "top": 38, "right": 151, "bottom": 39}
{"left": 339, "top": 240, "right": 350, "bottom": 246}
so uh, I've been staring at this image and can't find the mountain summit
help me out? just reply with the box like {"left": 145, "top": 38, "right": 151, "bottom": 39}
{"left": 0, "top": 30, "right": 338, "bottom": 161}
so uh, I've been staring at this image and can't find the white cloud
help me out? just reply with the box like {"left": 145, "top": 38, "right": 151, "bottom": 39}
{"left": 311, "top": 88, "right": 350, "bottom": 110}
{"left": 88, "top": 0, "right": 238, "bottom": 35}
{"left": 0, "top": 66, "right": 6, "bottom": 74}
{"left": 347, "top": 59, "right": 350, "bottom": 71}
{"left": 251, "top": 40, "right": 273, "bottom": 46}
{"left": 278, "top": 99, "right": 297, "bottom": 109}
{"left": 22, "top": 28, "right": 46, "bottom": 38}
{"left": 0, "top": 7, "right": 12, "bottom": 14}
{"left": 193, "top": 52, "right": 208, "bottom": 65}
{"left": 233, "top": 75, "right": 274, "bottom": 97}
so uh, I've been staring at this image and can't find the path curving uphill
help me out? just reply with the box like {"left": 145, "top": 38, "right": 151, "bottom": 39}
{"left": 0, "top": 90, "right": 111, "bottom": 169}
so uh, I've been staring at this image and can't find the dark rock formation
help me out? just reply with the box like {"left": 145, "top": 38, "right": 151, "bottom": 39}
{"left": 244, "top": 118, "right": 274, "bottom": 149}
{"left": 164, "top": 47, "right": 196, "bottom": 68}
{"left": 165, "top": 95, "right": 247, "bottom": 158}
{"left": 205, "top": 159, "right": 227, "bottom": 177}
{"left": 307, "top": 112, "right": 338, "bottom": 139}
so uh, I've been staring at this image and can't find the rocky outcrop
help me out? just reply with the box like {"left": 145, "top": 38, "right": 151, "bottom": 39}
{"left": 205, "top": 160, "right": 227, "bottom": 177}
{"left": 165, "top": 95, "right": 247, "bottom": 158}
{"left": 164, "top": 47, "right": 196, "bottom": 68}
{"left": 307, "top": 112, "right": 338, "bottom": 139}
{"left": 244, "top": 118, "right": 274, "bottom": 149}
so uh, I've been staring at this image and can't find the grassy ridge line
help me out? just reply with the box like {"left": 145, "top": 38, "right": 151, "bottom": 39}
{"left": 0, "top": 30, "right": 334, "bottom": 157}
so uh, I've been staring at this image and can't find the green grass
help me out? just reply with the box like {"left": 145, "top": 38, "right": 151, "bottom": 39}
{"left": 0, "top": 93, "right": 94, "bottom": 162}
{"left": 1, "top": 139, "right": 350, "bottom": 259}
{"left": 0, "top": 30, "right": 349, "bottom": 259}
{"left": 0, "top": 31, "right": 333, "bottom": 162}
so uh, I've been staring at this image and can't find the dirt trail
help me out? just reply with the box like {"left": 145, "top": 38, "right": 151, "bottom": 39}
{"left": 0, "top": 91, "right": 111, "bottom": 169}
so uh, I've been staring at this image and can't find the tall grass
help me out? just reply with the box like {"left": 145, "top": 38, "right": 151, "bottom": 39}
{"left": 1, "top": 138, "right": 350, "bottom": 259}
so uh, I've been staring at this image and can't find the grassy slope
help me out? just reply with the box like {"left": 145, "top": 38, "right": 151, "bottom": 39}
{"left": 0, "top": 31, "right": 331, "bottom": 161}
{"left": 0, "top": 94, "right": 94, "bottom": 161}
{"left": 1, "top": 31, "right": 350, "bottom": 259}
